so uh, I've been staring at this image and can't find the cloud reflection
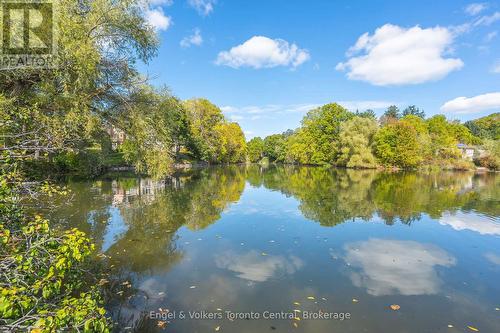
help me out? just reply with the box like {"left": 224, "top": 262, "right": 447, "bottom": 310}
{"left": 343, "top": 239, "right": 456, "bottom": 296}
{"left": 439, "top": 212, "right": 500, "bottom": 235}
{"left": 215, "top": 250, "right": 303, "bottom": 282}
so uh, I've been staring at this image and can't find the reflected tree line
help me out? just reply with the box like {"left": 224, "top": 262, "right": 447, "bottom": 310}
{"left": 50, "top": 166, "right": 498, "bottom": 269}
{"left": 46, "top": 166, "right": 498, "bottom": 331}
{"left": 247, "top": 165, "right": 498, "bottom": 225}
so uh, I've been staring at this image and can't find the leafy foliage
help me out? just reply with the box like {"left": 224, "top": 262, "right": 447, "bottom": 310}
{"left": 336, "top": 117, "right": 378, "bottom": 168}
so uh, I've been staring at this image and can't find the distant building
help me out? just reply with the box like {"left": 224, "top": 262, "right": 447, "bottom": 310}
{"left": 107, "top": 126, "right": 126, "bottom": 150}
{"left": 457, "top": 143, "right": 485, "bottom": 160}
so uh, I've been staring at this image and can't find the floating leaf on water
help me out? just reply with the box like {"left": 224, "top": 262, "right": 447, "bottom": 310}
{"left": 292, "top": 322, "right": 298, "bottom": 328}
{"left": 448, "top": 324, "right": 454, "bottom": 328}
{"left": 293, "top": 302, "right": 300, "bottom": 306}
{"left": 190, "top": 285, "right": 196, "bottom": 289}
{"left": 157, "top": 321, "right": 167, "bottom": 328}
{"left": 352, "top": 298, "right": 359, "bottom": 303}
{"left": 307, "top": 296, "right": 315, "bottom": 300}
{"left": 215, "top": 326, "right": 221, "bottom": 331}
{"left": 467, "top": 326, "right": 479, "bottom": 332}
{"left": 321, "top": 297, "right": 327, "bottom": 301}
{"left": 158, "top": 292, "right": 165, "bottom": 296}
{"left": 495, "top": 307, "right": 500, "bottom": 311}
{"left": 261, "top": 252, "right": 268, "bottom": 256}
{"left": 216, "top": 308, "right": 222, "bottom": 311}
{"left": 390, "top": 304, "right": 401, "bottom": 311}
{"left": 98, "top": 279, "right": 109, "bottom": 286}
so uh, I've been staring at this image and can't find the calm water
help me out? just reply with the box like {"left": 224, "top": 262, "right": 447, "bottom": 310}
{"left": 47, "top": 166, "right": 500, "bottom": 332}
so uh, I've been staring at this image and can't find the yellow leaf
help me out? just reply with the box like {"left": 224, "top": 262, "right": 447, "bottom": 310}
{"left": 307, "top": 296, "right": 315, "bottom": 300}
{"left": 293, "top": 302, "right": 300, "bottom": 305}
{"left": 292, "top": 322, "right": 298, "bottom": 328}
{"left": 390, "top": 304, "right": 401, "bottom": 311}
{"left": 467, "top": 326, "right": 479, "bottom": 332}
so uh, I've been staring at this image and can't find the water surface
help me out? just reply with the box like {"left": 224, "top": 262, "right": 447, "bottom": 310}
{"left": 48, "top": 166, "right": 500, "bottom": 332}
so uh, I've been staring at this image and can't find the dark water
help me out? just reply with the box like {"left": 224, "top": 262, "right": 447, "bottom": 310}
{"left": 48, "top": 166, "right": 500, "bottom": 332}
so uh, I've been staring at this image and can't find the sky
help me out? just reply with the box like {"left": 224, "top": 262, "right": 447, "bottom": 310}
{"left": 140, "top": 0, "right": 500, "bottom": 138}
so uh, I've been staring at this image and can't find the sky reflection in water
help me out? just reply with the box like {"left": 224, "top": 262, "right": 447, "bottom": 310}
{"left": 48, "top": 166, "right": 500, "bottom": 332}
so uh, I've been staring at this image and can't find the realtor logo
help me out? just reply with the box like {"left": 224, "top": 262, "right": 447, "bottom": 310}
{"left": 0, "top": 0, "right": 57, "bottom": 69}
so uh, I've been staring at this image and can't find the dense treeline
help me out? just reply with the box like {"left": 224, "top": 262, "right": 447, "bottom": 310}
{"left": 247, "top": 104, "right": 499, "bottom": 170}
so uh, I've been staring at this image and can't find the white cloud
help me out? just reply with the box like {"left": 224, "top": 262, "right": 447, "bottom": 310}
{"left": 188, "top": 0, "right": 216, "bottom": 16}
{"left": 484, "top": 252, "right": 500, "bottom": 265}
{"left": 485, "top": 31, "right": 497, "bottom": 42}
{"left": 343, "top": 239, "right": 456, "bottom": 296}
{"left": 440, "top": 92, "right": 500, "bottom": 113}
{"left": 474, "top": 12, "right": 500, "bottom": 26}
{"left": 221, "top": 104, "right": 320, "bottom": 120}
{"left": 338, "top": 100, "right": 395, "bottom": 111}
{"left": 180, "top": 28, "right": 203, "bottom": 48}
{"left": 336, "top": 24, "right": 463, "bottom": 86}
{"left": 465, "top": 3, "right": 488, "bottom": 16}
{"left": 215, "top": 250, "right": 303, "bottom": 282}
{"left": 215, "top": 36, "right": 310, "bottom": 69}
{"left": 145, "top": 8, "right": 172, "bottom": 31}
{"left": 147, "top": 0, "right": 173, "bottom": 6}
{"left": 438, "top": 212, "right": 500, "bottom": 234}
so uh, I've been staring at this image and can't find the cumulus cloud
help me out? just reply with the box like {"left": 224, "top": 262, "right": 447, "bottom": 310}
{"left": 215, "top": 250, "right": 303, "bottom": 282}
{"left": 465, "top": 3, "right": 488, "bottom": 16}
{"left": 145, "top": 8, "right": 172, "bottom": 31}
{"left": 440, "top": 92, "right": 500, "bottom": 113}
{"left": 438, "top": 212, "right": 500, "bottom": 234}
{"left": 180, "top": 28, "right": 203, "bottom": 48}
{"left": 343, "top": 239, "right": 456, "bottom": 296}
{"left": 188, "top": 0, "right": 216, "bottom": 16}
{"left": 336, "top": 24, "right": 463, "bottom": 86}
{"left": 215, "top": 36, "right": 310, "bottom": 69}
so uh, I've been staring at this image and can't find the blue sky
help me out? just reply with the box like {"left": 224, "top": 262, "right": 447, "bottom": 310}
{"left": 141, "top": 0, "right": 500, "bottom": 138}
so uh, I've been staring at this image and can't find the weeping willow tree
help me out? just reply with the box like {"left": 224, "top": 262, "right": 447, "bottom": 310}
{"left": 0, "top": 0, "right": 159, "bottom": 331}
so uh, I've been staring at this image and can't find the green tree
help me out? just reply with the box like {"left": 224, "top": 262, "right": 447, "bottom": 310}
{"left": 247, "top": 137, "right": 265, "bottom": 162}
{"left": 355, "top": 109, "right": 377, "bottom": 119}
{"left": 183, "top": 98, "right": 226, "bottom": 162}
{"left": 464, "top": 113, "right": 500, "bottom": 140}
{"left": 214, "top": 122, "right": 247, "bottom": 163}
{"left": 287, "top": 103, "right": 353, "bottom": 164}
{"left": 263, "top": 134, "right": 287, "bottom": 161}
{"left": 380, "top": 105, "right": 400, "bottom": 125}
{"left": 374, "top": 121, "right": 422, "bottom": 168}
{"left": 336, "top": 117, "right": 378, "bottom": 168}
{"left": 402, "top": 105, "right": 425, "bottom": 118}
{"left": 0, "top": 0, "right": 159, "bottom": 330}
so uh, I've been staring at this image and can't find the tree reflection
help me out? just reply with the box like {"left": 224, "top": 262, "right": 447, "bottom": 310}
{"left": 247, "top": 165, "right": 498, "bottom": 226}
